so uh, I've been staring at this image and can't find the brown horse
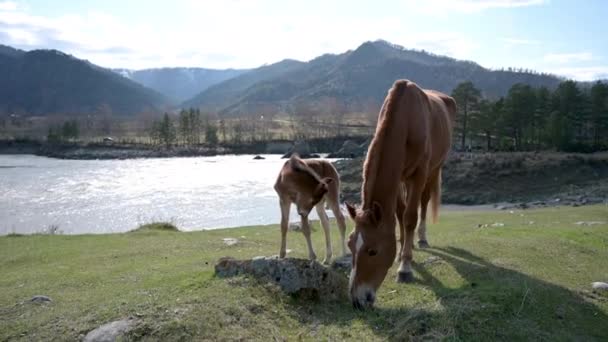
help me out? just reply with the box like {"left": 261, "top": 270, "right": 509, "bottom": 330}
{"left": 345, "top": 80, "right": 456, "bottom": 309}
{"left": 274, "top": 154, "right": 348, "bottom": 263}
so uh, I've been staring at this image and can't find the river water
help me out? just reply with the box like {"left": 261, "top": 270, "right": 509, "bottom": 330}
{"left": 0, "top": 154, "right": 339, "bottom": 235}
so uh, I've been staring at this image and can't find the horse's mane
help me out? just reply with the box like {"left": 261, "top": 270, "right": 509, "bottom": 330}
{"left": 289, "top": 154, "right": 324, "bottom": 184}
{"left": 361, "top": 80, "right": 409, "bottom": 208}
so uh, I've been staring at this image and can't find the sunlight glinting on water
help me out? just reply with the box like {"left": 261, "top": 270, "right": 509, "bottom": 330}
{"left": 0, "top": 154, "right": 340, "bottom": 235}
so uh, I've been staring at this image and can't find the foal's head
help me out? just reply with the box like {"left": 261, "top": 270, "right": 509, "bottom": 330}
{"left": 346, "top": 202, "right": 396, "bottom": 309}
{"left": 288, "top": 155, "right": 332, "bottom": 216}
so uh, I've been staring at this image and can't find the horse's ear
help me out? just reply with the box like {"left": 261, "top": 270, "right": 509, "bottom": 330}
{"left": 371, "top": 201, "right": 383, "bottom": 224}
{"left": 314, "top": 182, "right": 329, "bottom": 197}
{"left": 322, "top": 177, "right": 333, "bottom": 185}
{"left": 345, "top": 202, "right": 357, "bottom": 220}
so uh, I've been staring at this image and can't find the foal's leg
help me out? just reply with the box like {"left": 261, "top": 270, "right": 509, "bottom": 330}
{"left": 316, "top": 201, "right": 332, "bottom": 264}
{"left": 279, "top": 198, "right": 291, "bottom": 258}
{"left": 395, "top": 185, "right": 406, "bottom": 263}
{"left": 397, "top": 169, "right": 426, "bottom": 283}
{"left": 300, "top": 214, "right": 317, "bottom": 261}
{"left": 329, "top": 200, "right": 348, "bottom": 257}
{"left": 418, "top": 186, "right": 431, "bottom": 248}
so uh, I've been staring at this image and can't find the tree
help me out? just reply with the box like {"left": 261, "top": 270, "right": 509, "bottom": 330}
{"left": 504, "top": 83, "right": 536, "bottom": 150}
{"left": 551, "top": 81, "right": 584, "bottom": 150}
{"left": 178, "top": 109, "right": 190, "bottom": 145}
{"left": 159, "top": 113, "right": 176, "bottom": 148}
{"left": 205, "top": 117, "right": 219, "bottom": 146}
{"left": 470, "top": 99, "right": 497, "bottom": 151}
{"left": 451, "top": 81, "right": 481, "bottom": 150}
{"left": 533, "top": 87, "right": 552, "bottom": 149}
{"left": 590, "top": 81, "right": 608, "bottom": 148}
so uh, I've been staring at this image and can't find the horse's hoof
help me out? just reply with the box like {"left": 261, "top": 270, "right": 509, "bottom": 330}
{"left": 322, "top": 258, "right": 331, "bottom": 265}
{"left": 397, "top": 272, "right": 415, "bottom": 283}
{"left": 418, "top": 240, "right": 430, "bottom": 248}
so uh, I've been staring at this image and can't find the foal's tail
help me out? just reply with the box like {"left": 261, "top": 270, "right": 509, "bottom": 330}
{"left": 430, "top": 170, "right": 442, "bottom": 224}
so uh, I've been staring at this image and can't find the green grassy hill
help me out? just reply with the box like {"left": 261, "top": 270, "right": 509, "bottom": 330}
{"left": 1, "top": 205, "right": 607, "bottom": 340}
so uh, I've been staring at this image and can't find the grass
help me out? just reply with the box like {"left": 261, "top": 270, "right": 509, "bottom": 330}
{"left": 1, "top": 205, "right": 607, "bottom": 341}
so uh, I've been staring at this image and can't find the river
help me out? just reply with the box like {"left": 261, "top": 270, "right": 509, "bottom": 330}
{"left": 0, "top": 154, "right": 339, "bottom": 235}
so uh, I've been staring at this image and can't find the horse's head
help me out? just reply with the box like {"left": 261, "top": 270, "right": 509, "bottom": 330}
{"left": 288, "top": 154, "right": 332, "bottom": 216}
{"left": 294, "top": 177, "right": 332, "bottom": 216}
{"left": 346, "top": 202, "right": 396, "bottom": 310}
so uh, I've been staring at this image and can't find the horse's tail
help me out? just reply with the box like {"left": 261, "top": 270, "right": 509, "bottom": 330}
{"left": 430, "top": 169, "right": 442, "bottom": 224}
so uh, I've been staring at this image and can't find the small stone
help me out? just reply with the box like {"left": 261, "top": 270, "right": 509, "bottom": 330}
{"left": 222, "top": 238, "right": 239, "bottom": 246}
{"left": 30, "top": 295, "right": 52, "bottom": 303}
{"left": 289, "top": 222, "right": 301, "bottom": 231}
{"left": 253, "top": 155, "right": 265, "bottom": 160}
{"left": 83, "top": 319, "right": 136, "bottom": 342}
{"left": 591, "top": 282, "right": 608, "bottom": 291}
{"left": 422, "top": 256, "right": 442, "bottom": 265}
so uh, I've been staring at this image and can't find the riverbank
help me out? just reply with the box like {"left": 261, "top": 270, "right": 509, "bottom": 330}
{"left": 0, "top": 137, "right": 368, "bottom": 160}
{"left": 336, "top": 152, "right": 608, "bottom": 208}
{"left": 1, "top": 205, "right": 607, "bottom": 340}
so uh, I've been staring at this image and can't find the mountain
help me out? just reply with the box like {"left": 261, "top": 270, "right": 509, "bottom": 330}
{"left": 183, "top": 40, "right": 563, "bottom": 116}
{"left": 114, "top": 67, "right": 249, "bottom": 102}
{"left": 181, "top": 59, "right": 306, "bottom": 111}
{"left": 0, "top": 45, "right": 169, "bottom": 116}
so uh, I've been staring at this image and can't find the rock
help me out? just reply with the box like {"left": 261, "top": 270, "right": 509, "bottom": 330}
{"left": 83, "top": 319, "right": 136, "bottom": 342}
{"left": 253, "top": 155, "right": 265, "bottom": 160}
{"left": 422, "top": 256, "right": 442, "bottom": 265}
{"left": 591, "top": 282, "right": 608, "bottom": 291}
{"left": 327, "top": 140, "right": 366, "bottom": 158}
{"left": 330, "top": 254, "right": 352, "bottom": 274}
{"left": 222, "top": 238, "right": 239, "bottom": 246}
{"left": 281, "top": 140, "right": 312, "bottom": 159}
{"left": 289, "top": 222, "right": 301, "bottom": 231}
{"left": 575, "top": 221, "right": 606, "bottom": 226}
{"left": 215, "top": 256, "right": 347, "bottom": 300}
{"left": 30, "top": 295, "right": 52, "bottom": 303}
{"left": 491, "top": 222, "right": 505, "bottom": 227}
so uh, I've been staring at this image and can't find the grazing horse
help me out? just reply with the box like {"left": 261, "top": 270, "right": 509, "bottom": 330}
{"left": 345, "top": 80, "right": 456, "bottom": 309}
{"left": 274, "top": 154, "right": 348, "bottom": 264}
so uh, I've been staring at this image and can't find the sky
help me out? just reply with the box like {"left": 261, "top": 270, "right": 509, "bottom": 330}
{"left": 0, "top": 0, "right": 606, "bottom": 81}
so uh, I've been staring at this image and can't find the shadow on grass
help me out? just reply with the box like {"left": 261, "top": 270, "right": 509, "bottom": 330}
{"left": 282, "top": 247, "right": 608, "bottom": 341}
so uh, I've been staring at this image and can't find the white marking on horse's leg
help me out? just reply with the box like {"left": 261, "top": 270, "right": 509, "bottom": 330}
{"left": 300, "top": 215, "right": 316, "bottom": 260}
{"left": 332, "top": 204, "right": 348, "bottom": 256}
{"left": 417, "top": 218, "right": 427, "bottom": 242}
{"left": 279, "top": 199, "right": 291, "bottom": 258}
{"left": 316, "top": 204, "right": 332, "bottom": 264}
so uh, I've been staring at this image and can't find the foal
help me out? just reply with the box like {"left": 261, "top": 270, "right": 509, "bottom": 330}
{"left": 274, "top": 154, "right": 348, "bottom": 263}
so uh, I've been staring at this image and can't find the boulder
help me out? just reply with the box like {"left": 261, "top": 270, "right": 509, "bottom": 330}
{"left": 83, "top": 319, "right": 136, "bottom": 342}
{"left": 215, "top": 256, "right": 347, "bottom": 300}
{"left": 281, "top": 140, "right": 317, "bottom": 159}
{"left": 327, "top": 140, "right": 367, "bottom": 158}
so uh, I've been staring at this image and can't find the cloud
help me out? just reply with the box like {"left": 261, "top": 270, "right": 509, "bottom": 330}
{"left": 502, "top": 38, "right": 541, "bottom": 46}
{"left": 0, "top": 1, "right": 18, "bottom": 11}
{"left": 542, "top": 66, "right": 608, "bottom": 81}
{"left": 408, "top": 0, "right": 548, "bottom": 13}
{"left": 0, "top": 0, "right": 482, "bottom": 69}
{"left": 544, "top": 52, "right": 595, "bottom": 64}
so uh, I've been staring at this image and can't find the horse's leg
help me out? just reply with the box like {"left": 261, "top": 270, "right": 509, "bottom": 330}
{"left": 279, "top": 198, "right": 291, "bottom": 258}
{"left": 395, "top": 183, "right": 406, "bottom": 263}
{"left": 419, "top": 168, "right": 440, "bottom": 248}
{"left": 328, "top": 200, "right": 348, "bottom": 257}
{"left": 418, "top": 185, "right": 431, "bottom": 248}
{"left": 316, "top": 201, "right": 332, "bottom": 264}
{"left": 397, "top": 169, "right": 426, "bottom": 283}
{"left": 300, "top": 214, "right": 317, "bottom": 261}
